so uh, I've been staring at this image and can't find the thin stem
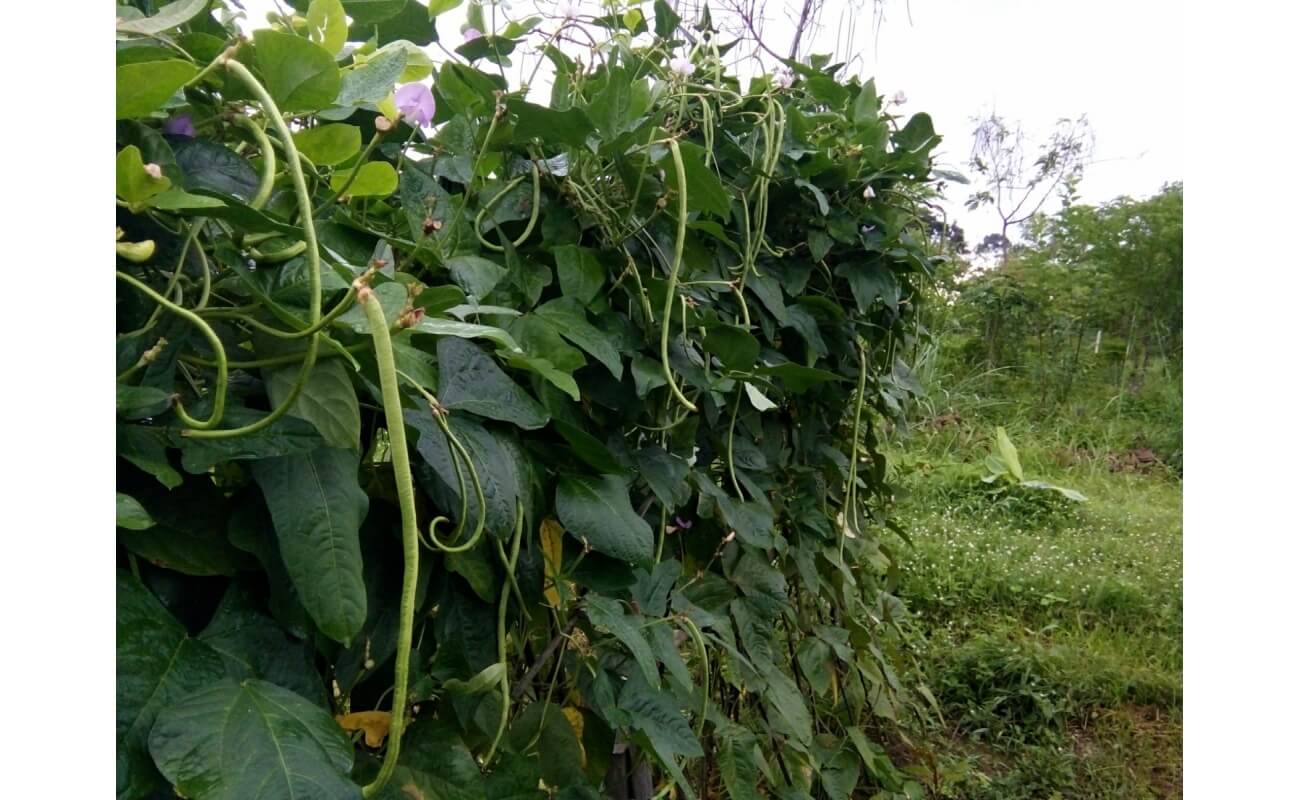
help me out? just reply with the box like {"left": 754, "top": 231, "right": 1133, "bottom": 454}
{"left": 484, "top": 504, "right": 525, "bottom": 765}
{"left": 116, "top": 271, "right": 228, "bottom": 430}
{"left": 474, "top": 159, "right": 541, "bottom": 252}
{"left": 183, "top": 58, "right": 324, "bottom": 440}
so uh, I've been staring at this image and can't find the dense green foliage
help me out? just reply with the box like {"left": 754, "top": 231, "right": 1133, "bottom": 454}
{"left": 115, "top": 2, "right": 945, "bottom": 798}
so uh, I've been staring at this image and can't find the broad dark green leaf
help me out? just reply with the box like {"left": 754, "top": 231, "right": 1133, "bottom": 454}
{"left": 437, "top": 337, "right": 549, "bottom": 429}
{"left": 661, "top": 140, "right": 731, "bottom": 217}
{"left": 835, "top": 261, "right": 899, "bottom": 313}
{"left": 556, "top": 474, "right": 653, "bottom": 565}
{"left": 553, "top": 245, "right": 605, "bottom": 306}
{"left": 757, "top": 362, "right": 846, "bottom": 393}
{"left": 534, "top": 298, "right": 622, "bottom": 378}
{"left": 408, "top": 412, "right": 522, "bottom": 541}
{"left": 894, "top": 112, "right": 939, "bottom": 155}
{"left": 635, "top": 445, "right": 691, "bottom": 511}
{"left": 795, "top": 638, "right": 834, "bottom": 696}
{"left": 253, "top": 448, "right": 368, "bottom": 644}
{"left": 585, "top": 594, "right": 660, "bottom": 689}
{"left": 618, "top": 672, "right": 703, "bottom": 759}
{"left": 117, "top": 571, "right": 226, "bottom": 800}
{"left": 253, "top": 29, "right": 341, "bottom": 113}
{"left": 716, "top": 496, "right": 775, "bottom": 548}
{"left": 378, "top": 718, "right": 487, "bottom": 800}
{"left": 506, "top": 99, "right": 595, "bottom": 148}
{"left": 117, "top": 384, "right": 172, "bottom": 420}
{"left": 265, "top": 358, "right": 361, "bottom": 452}
{"left": 118, "top": 425, "right": 183, "bottom": 488}
{"left": 654, "top": 0, "right": 682, "bottom": 38}
{"left": 119, "top": 483, "right": 253, "bottom": 576}
{"left": 171, "top": 137, "right": 262, "bottom": 201}
{"left": 715, "top": 720, "right": 763, "bottom": 800}
{"left": 703, "top": 325, "right": 760, "bottom": 370}
{"left": 446, "top": 254, "right": 508, "bottom": 300}
{"left": 172, "top": 408, "right": 327, "bottom": 473}
{"left": 343, "top": 0, "right": 406, "bottom": 24}
{"left": 199, "top": 582, "right": 325, "bottom": 705}
{"left": 116, "top": 60, "right": 197, "bottom": 119}
{"left": 149, "top": 679, "right": 360, "bottom": 800}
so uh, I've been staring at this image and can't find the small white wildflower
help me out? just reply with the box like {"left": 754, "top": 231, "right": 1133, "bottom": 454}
{"left": 144, "top": 163, "right": 163, "bottom": 180}
{"left": 669, "top": 56, "right": 695, "bottom": 79}
{"left": 556, "top": 0, "right": 581, "bottom": 19}
{"left": 863, "top": 185, "right": 876, "bottom": 201}
{"left": 774, "top": 69, "right": 794, "bottom": 90}
{"left": 892, "top": 90, "right": 907, "bottom": 105}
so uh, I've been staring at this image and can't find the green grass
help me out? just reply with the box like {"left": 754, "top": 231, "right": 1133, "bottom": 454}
{"left": 885, "top": 427, "right": 1182, "bottom": 799}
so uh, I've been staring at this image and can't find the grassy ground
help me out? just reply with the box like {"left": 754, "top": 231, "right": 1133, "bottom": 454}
{"left": 884, "top": 424, "right": 1182, "bottom": 799}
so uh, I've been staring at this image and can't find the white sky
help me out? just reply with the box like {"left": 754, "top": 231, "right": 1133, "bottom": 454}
{"left": 237, "top": 0, "right": 1183, "bottom": 244}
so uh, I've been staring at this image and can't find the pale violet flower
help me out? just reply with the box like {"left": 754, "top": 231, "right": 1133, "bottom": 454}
{"left": 891, "top": 90, "right": 908, "bottom": 105}
{"left": 162, "top": 114, "right": 195, "bottom": 138}
{"left": 395, "top": 83, "right": 436, "bottom": 128}
{"left": 669, "top": 56, "right": 695, "bottom": 79}
{"left": 556, "top": 0, "right": 581, "bottom": 19}
{"left": 774, "top": 70, "right": 794, "bottom": 90}
{"left": 463, "top": 27, "right": 483, "bottom": 42}
{"left": 143, "top": 163, "right": 163, "bottom": 180}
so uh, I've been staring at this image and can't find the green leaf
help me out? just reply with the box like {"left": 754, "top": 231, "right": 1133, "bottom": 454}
{"left": 293, "top": 124, "right": 362, "bottom": 167}
{"left": 506, "top": 99, "right": 595, "bottom": 148}
{"left": 795, "top": 638, "right": 834, "bottom": 695}
{"left": 116, "top": 0, "right": 209, "bottom": 35}
{"left": 442, "top": 662, "right": 506, "bottom": 695}
{"left": 585, "top": 594, "right": 660, "bottom": 689}
{"left": 117, "top": 571, "right": 226, "bottom": 800}
{"left": 385, "top": 718, "right": 487, "bottom": 799}
{"left": 172, "top": 137, "right": 263, "bottom": 201}
{"left": 760, "top": 662, "right": 813, "bottom": 746}
{"left": 331, "top": 160, "right": 398, "bottom": 197}
{"left": 703, "top": 325, "right": 759, "bottom": 370}
{"left": 148, "top": 679, "right": 360, "bottom": 800}
{"left": 757, "top": 362, "right": 846, "bottom": 393}
{"left": 116, "top": 60, "right": 197, "bottom": 119}
{"left": 436, "top": 337, "right": 549, "bottom": 429}
{"left": 199, "top": 582, "right": 324, "bottom": 704}
{"left": 533, "top": 298, "right": 622, "bottom": 378}
{"left": 894, "top": 112, "right": 939, "bottom": 154}
{"left": 835, "top": 260, "right": 899, "bottom": 313}
{"left": 265, "top": 358, "right": 361, "bottom": 452}
{"left": 654, "top": 0, "right": 682, "bottom": 39}
{"left": 116, "top": 145, "right": 171, "bottom": 206}
{"left": 343, "top": 0, "right": 406, "bottom": 25}
{"left": 413, "top": 317, "right": 522, "bottom": 352}
{"left": 446, "top": 254, "right": 508, "bottom": 300}
{"left": 556, "top": 474, "right": 654, "bottom": 565}
{"left": 715, "top": 721, "right": 763, "bottom": 800}
{"left": 116, "top": 493, "right": 155, "bottom": 530}
{"left": 635, "top": 445, "right": 691, "bottom": 511}
{"left": 253, "top": 29, "right": 342, "bottom": 114}
{"left": 553, "top": 417, "right": 630, "bottom": 475}
{"left": 743, "top": 382, "right": 777, "bottom": 412}
{"left": 253, "top": 449, "right": 368, "bottom": 644}
{"left": 506, "top": 353, "right": 581, "bottom": 401}
{"left": 716, "top": 496, "right": 775, "bottom": 548}
{"left": 994, "top": 426, "right": 1024, "bottom": 481}
{"left": 795, "top": 178, "right": 829, "bottom": 216}
{"left": 338, "top": 45, "right": 408, "bottom": 106}
{"left": 506, "top": 702, "right": 586, "bottom": 789}
{"left": 428, "top": 0, "right": 464, "bottom": 16}
{"left": 408, "top": 412, "right": 522, "bottom": 541}
{"left": 172, "top": 408, "right": 327, "bottom": 473}
{"left": 661, "top": 140, "right": 731, "bottom": 217}
{"left": 618, "top": 672, "right": 703, "bottom": 759}
{"left": 116, "top": 384, "right": 172, "bottom": 419}
{"left": 306, "top": 0, "right": 348, "bottom": 55}
{"left": 851, "top": 78, "right": 880, "bottom": 125}
{"left": 553, "top": 245, "right": 605, "bottom": 306}
{"left": 118, "top": 425, "right": 183, "bottom": 488}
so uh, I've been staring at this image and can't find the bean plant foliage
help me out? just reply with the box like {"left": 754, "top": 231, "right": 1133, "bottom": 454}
{"left": 115, "top": 1, "right": 944, "bottom": 798}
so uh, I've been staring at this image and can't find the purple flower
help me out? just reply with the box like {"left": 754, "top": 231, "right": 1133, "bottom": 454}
{"left": 463, "top": 27, "right": 483, "bottom": 42}
{"left": 395, "top": 83, "right": 436, "bottom": 128}
{"left": 162, "top": 114, "right": 195, "bottom": 138}
{"left": 673, "top": 516, "right": 693, "bottom": 530}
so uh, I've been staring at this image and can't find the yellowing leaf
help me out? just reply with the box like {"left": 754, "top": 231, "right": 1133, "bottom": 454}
{"left": 335, "top": 710, "right": 391, "bottom": 748}
{"left": 563, "top": 706, "right": 586, "bottom": 768}
{"left": 540, "top": 518, "right": 565, "bottom": 607}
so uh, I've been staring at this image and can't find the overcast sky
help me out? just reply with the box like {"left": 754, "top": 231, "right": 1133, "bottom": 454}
{"left": 237, "top": 0, "right": 1183, "bottom": 244}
